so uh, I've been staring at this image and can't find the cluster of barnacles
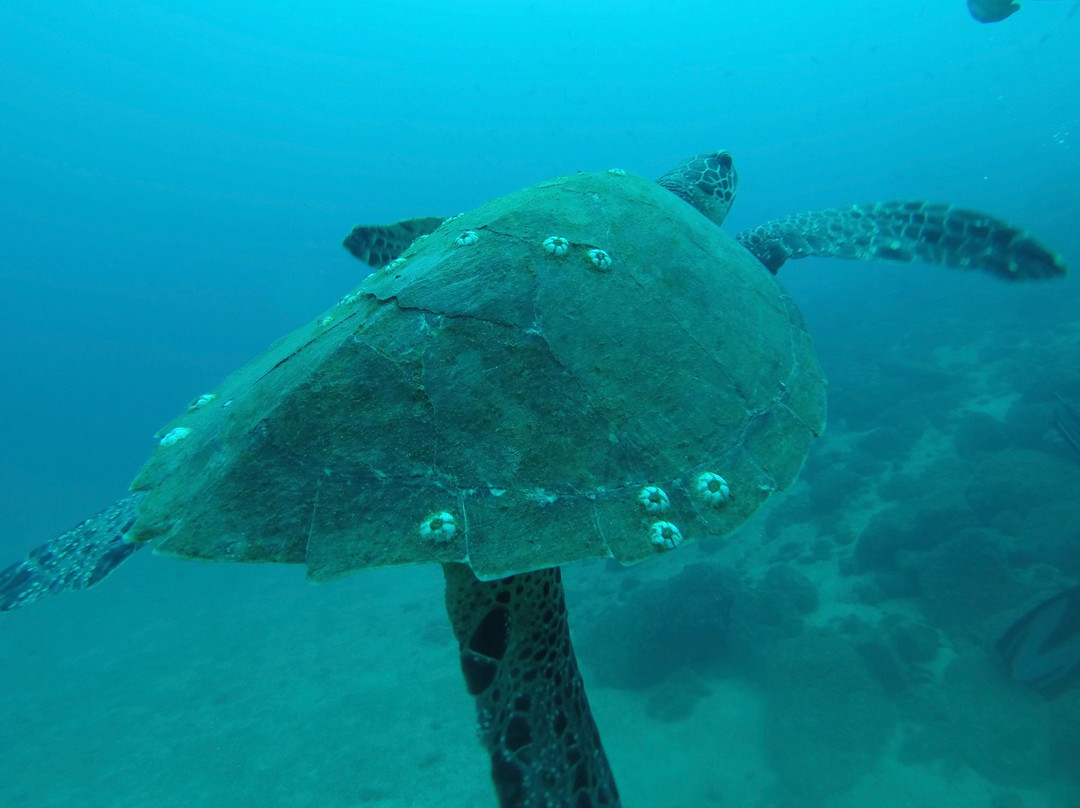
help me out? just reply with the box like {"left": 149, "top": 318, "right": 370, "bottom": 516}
{"left": 639, "top": 472, "right": 732, "bottom": 551}
{"left": 453, "top": 226, "right": 613, "bottom": 272}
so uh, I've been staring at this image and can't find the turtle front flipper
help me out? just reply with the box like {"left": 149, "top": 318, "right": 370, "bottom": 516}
{"left": 735, "top": 202, "right": 1067, "bottom": 280}
{"left": 342, "top": 216, "right": 445, "bottom": 268}
{"left": 0, "top": 493, "right": 144, "bottom": 611}
{"left": 443, "top": 563, "right": 620, "bottom": 808}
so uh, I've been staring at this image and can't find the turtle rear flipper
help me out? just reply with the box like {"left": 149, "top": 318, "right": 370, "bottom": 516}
{"left": 444, "top": 564, "right": 619, "bottom": 808}
{"left": 342, "top": 216, "right": 445, "bottom": 268}
{"left": 0, "top": 494, "right": 144, "bottom": 611}
{"left": 735, "top": 201, "right": 1067, "bottom": 280}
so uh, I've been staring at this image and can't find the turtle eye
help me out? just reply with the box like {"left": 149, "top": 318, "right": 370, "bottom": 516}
{"left": 718, "top": 152, "right": 733, "bottom": 170}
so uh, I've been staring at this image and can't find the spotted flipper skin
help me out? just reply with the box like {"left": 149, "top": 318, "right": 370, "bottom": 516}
{"left": 735, "top": 202, "right": 1068, "bottom": 280}
{"left": 0, "top": 493, "right": 144, "bottom": 611}
{"left": 341, "top": 216, "right": 445, "bottom": 268}
{"left": 443, "top": 563, "right": 620, "bottom": 808}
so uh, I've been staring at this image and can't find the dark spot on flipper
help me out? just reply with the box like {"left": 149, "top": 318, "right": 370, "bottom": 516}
{"left": 470, "top": 606, "right": 511, "bottom": 660}
{"left": 86, "top": 541, "right": 140, "bottom": 587}
{"left": 27, "top": 545, "right": 56, "bottom": 564}
{"left": 491, "top": 755, "right": 526, "bottom": 807}
{"left": 988, "top": 224, "right": 1022, "bottom": 247}
{"left": 922, "top": 227, "right": 943, "bottom": 245}
{"left": 461, "top": 653, "right": 498, "bottom": 695}
{"left": 0, "top": 564, "right": 34, "bottom": 611}
{"left": 1010, "top": 237, "right": 1066, "bottom": 280}
{"left": 553, "top": 709, "right": 568, "bottom": 736}
{"left": 573, "top": 761, "right": 590, "bottom": 793}
{"left": 0, "top": 562, "right": 32, "bottom": 592}
{"left": 941, "top": 232, "right": 967, "bottom": 251}
{"left": 505, "top": 715, "right": 532, "bottom": 752}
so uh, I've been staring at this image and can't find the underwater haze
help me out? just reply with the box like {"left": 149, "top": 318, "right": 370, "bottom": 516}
{"left": 1, "top": 1, "right": 1079, "bottom": 807}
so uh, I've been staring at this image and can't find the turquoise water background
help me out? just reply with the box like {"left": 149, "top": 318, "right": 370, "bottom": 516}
{"left": 1, "top": 2, "right": 1078, "bottom": 806}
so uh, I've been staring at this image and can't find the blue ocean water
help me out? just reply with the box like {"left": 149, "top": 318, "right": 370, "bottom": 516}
{"left": 1, "top": 2, "right": 1078, "bottom": 806}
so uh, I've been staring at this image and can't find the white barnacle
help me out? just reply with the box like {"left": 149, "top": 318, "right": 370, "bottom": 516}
{"left": 159, "top": 427, "right": 192, "bottom": 447}
{"left": 696, "top": 472, "right": 731, "bottom": 506}
{"left": 455, "top": 230, "right": 480, "bottom": 247}
{"left": 650, "top": 520, "right": 683, "bottom": 550}
{"left": 637, "top": 485, "right": 670, "bottom": 513}
{"left": 587, "top": 248, "right": 612, "bottom": 270}
{"left": 607, "top": 168, "right": 627, "bottom": 176}
{"left": 319, "top": 314, "right": 335, "bottom": 327}
{"left": 384, "top": 256, "right": 407, "bottom": 272}
{"left": 527, "top": 488, "right": 558, "bottom": 506}
{"left": 187, "top": 393, "right": 216, "bottom": 412}
{"left": 543, "top": 236, "right": 570, "bottom": 257}
{"left": 420, "top": 512, "right": 457, "bottom": 542}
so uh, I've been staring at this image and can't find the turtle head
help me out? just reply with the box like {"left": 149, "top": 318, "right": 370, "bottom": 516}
{"left": 655, "top": 151, "right": 738, "bottom": 228}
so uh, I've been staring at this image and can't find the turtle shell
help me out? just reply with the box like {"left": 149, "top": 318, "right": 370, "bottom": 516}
{"left": 130, "top": 170, "right": 826, "bottom": 581}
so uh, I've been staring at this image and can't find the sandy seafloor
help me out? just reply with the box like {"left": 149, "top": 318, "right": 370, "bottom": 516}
{"left": 2, "top": 2, "right": 1080, "bottom": 807}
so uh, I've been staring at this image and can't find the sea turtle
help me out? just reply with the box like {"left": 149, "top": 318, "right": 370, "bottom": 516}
{"left": 0, "top": 152, "right": 1066, "bottom": 807}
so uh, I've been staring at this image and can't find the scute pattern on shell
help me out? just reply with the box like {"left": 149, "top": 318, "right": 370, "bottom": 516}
{"left": 130, "top": 170, "right": 826, "bottom": 581}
